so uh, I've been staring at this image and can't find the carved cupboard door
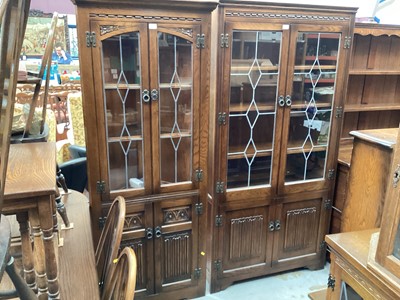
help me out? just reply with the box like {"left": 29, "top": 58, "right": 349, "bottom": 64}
{"left": 271, "top": 193, "right": 329, "bottom": 268}
{"left": 153, "top": 196, "right": 200, "bottom": 294}
{"left": 120, "top": 202, "right": 155, "bottom": 296}
{"left": 220, "top": 206, "right": 273, "bottom": 273}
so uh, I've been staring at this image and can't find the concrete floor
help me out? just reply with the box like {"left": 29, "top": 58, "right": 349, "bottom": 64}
{"left": 194, "top": 263, "right": 330, "bottom": 300}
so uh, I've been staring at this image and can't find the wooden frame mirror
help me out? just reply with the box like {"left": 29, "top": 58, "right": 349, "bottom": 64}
{"left": 375, "top": 124, "right": 400, "bottom": 278}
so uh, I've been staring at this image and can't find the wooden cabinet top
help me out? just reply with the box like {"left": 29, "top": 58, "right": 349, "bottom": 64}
{"left": 326, "top": 229, "right": 378, "bottom": 268}
{"left": 71, "top": 0, "right": 218, "bottom": 10}
{"left": 355, "top": 22, "right": 400, "bottom": 37}
{"left": 350, "top": 128, "right": 398, "bottom": 149}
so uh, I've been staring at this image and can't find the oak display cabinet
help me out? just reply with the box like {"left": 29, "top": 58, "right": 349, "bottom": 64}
{"left": 71, "top": 0, "right": 217, "bottom": 299}
{"left": 208, "top": 0, "right": 356, "bottom": 292}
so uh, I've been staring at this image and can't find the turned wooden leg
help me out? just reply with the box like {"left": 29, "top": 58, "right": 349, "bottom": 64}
{"left": 38, "top": 199, "right": 60, "bottom": 300}
{"left": 55, "top": 187, "right": 70, "bottom": 228}
{"left": 16, "top": 212, "right": 36, "bottom": 292}
{"left": 29, "top": 210, "right": 48, "bottom": 299}
{"left": 56, "top": 164, "right": 68, "bottom": 194}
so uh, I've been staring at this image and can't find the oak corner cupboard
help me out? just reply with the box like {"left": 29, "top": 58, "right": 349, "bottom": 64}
{"left": 71, "top": 0, "right": 217, "bottom": 298}
{"left": 208, "top": 0, "right": 356, "bottom": 292}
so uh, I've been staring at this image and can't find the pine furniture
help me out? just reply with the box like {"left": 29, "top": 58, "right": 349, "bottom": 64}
{"left": 208, "top": 0, "right": 356, "bottom": 292}
{"left": 72, "top": 0, "right": 217, "bottom": 298}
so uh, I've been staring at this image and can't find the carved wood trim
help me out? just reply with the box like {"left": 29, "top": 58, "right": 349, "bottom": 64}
{"left": 120, "top": 240, "right": 146, "bottom": 290}
{"left": 100, "top": 25, "right": 127, "bottom": 36}
{"left": 89, "top": 13, "right": 202, "bottom": 23}
{"left": 225, "top": 11, "right": 350, "bottom": 21}
{"left": 335, "top": 255, "right": 385, "bottom": 299}
{"left": 287, "top": 207, "right": 317, "bottom": 216}
{"left": 124, "top": 212, "right": 144, "bottom": 230}
{"left": 163, "top": 206, "right": 191, "bottom": 224}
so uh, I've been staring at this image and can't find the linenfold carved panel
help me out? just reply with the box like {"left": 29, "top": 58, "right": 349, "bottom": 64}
{"left": 124, "top": 212, "right": 144, "bottom": 230}
{"left": 284, "top": 207, "right": 317, "bottom": 251}
{"left": 225, "top": 11, "right": 350, "bottom": 21}
{"left": 121, "top": 240, "right": 146, "bottom": 290}
{"left": 229, "top": 215, "right": 264, "bottom": 260}
{"left": 163, "top": 232, "right": 192, "bottom": 283}
{"left": 163, "top": 206, "right": 191, "bottom": 224}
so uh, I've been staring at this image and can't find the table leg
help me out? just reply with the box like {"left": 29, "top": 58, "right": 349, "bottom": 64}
{"left": 29, "top": 209, "right": 48, "bottom": 299}
{"left": 16, "top": 212, "right": 37, "bottom": 292}
{"left": 38, "top": 198, "right": 60, "bottom": 299}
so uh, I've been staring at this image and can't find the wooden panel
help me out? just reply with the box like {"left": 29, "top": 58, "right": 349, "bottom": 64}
{"left": 350, "top": 35, "right": 370, "bottom": 70}
{"left": 341, "top": 112, "right": 359, "bottom": 139}
{"left": 389, "top": 36, "right": 400, "bottom": 70}
{"left": 346, "top": 75, "right": 365, "bottom": 106}
{"left": 341, "top": 135, "right": 395, "bottom": 232}
{"left": 222, "top": 207, "right": 269, "bottom": 271}
{"left": 367, "top": 36, "right": 392, "bottom": 70}
{"left": 274, "top": 198, "right": 323, "bottom": 261}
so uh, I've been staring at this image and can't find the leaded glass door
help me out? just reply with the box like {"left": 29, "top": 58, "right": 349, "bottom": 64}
{"left": 91, "top": 23, "right": 152, "bottom": 199}
{"left": 278, "top": 25, "right": 346, "bottom": 194}
{"left": 149, "top": 25, "right": 201, "bottom": 194}
{"left": 221, "top": 23, "right": 289, "bottom": 201}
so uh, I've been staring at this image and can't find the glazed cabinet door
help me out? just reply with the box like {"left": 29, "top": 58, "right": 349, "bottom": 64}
{"left": 148, "top": 24, "right": 202, "bottom": 194}
{"left": 90, "top": 21, "right": 152, "bottom": 200}
{"left": 272, "top": 193, "right": 329, "bottom": 268}
{"left": 219, "top": 22, "right": 290, "bottom": 202}
{"left": 278, "top": 24, "right": 349, "bottom": 195}
{"left": 120, "top": 202, "right": 155, "bottom": 296}
{"left": 153, "top": 196, "right": 200, "bottom": 294}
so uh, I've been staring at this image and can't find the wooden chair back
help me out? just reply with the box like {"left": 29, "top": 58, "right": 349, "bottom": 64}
{"left": 101, "top": 247, "right": 137, "bottom": 300}
{"left": 95, "top": 196, "right": 126, "bottom": 292}
{"left": 0, "top": 0, "right": 31, "bottom": 212}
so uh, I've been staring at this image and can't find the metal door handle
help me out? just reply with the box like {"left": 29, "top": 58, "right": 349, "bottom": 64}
{"left": 285, "top": 95, "right": 292, "bottom": 107}
{"left": 268, "top": 221, "right": 275, "bottom": 232}
{"left": 278, "top": 95, "right": 285, "bottom": 107}
{"left": 142, "top": 89, "right": 150, "bottom": 103}
{"left": 146, "top": 227, "right": 153, "bottom": 239}
{"left": 151, "top": 89, "right": 158, "bottom": 101}
{"left": 275, "top": 220, "right": 281, "bottom": 231}
{"left": 155, "top": 226, "right": 162, "bottom": 238}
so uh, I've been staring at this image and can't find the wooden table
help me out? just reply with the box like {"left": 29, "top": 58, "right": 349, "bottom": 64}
{"left": 58, "top": 190, "right": 99, "bottom": 299}
{"left": 2, "top": 142, "right": 59, "bottom": 299}
{"left": 326, "top": 229, "right": 400, "bottom": 299}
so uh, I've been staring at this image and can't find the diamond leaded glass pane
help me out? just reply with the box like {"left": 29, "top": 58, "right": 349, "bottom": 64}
{"left": 227, "top": 30, "right": 282, "bottom": 189}
{"left": 158, "top": 33, "right": 193, "bottom": 185}
{"left": 285, "top": 32, "right": 340, "bottom": 183}
{"left": 102, "top": 32, "right": 144, "bottom": 190}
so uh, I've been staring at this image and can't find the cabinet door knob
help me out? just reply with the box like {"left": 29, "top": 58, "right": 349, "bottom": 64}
{"left": 278, "top": 95, "right": 285, "bottom": 107}
{"left": 268, "top": 221, "right": 275, "bottom": 232}
{"left": 142, "top": 89, "right": 150, "bottom": 103}
{"left": 155, "top": 226, "right": 162, "bottom": 238}
{"left": 274, "top": 220, "right": 281, "bottom": 231}
{"left": 151, "top": 89, "right": 159, "bottom": 101}
{"left": 285, "top": 95, "right": 292, "bottom": 107}
{"left": 146, "top": 227, "right": 153, "bottom": 239}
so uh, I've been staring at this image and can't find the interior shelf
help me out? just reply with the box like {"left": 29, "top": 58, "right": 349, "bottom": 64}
{"left": 104, "top": 83, "right": 141, "bottom": 90}
{"left": 108, "top": 135, "right": 143, "bottom": 143}
{"left": 160, "top": 132, "right": 192, "bottom": 139}
{"left": 305, "top": 56, "right": 337, "bottom": 61}
{"left": 344, "top": 104, "right": 400, "bottom": 112}
{"left": 294, "top": 65, "right": 337, "bottom": 71}
{"left": 349, "top": 70, "right": 400, "bottom": 75}
{"left": 229, "top": 103, "right": 276, "bottom": 112}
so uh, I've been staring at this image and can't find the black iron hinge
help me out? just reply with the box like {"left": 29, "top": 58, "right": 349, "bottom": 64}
{"left": 343, "top": 36, "right": 351, "bottom": 49}
{"left": 320, "top": 241, "right": 327, "bottom": 251}
{"left": 196, "top": 33, "right": 205, "bottom": 49}
{"left": 98, "top": 216, "right": 106, "bottom": 229}
{"left": 216, "top": 181, "right": 225, "bottom": 194}
{"left": 195, "top": 203, "right": 203, "bottom": 215}
{"left": 86, "top": 31, "right": 96, "bottom": 47}
{"left": 195, "top": 169, "right": 204, "bottom": 182}
{"left": 194, "top": 268, "right": 202, "bottom": 280}
{"left": 327, "top": 169, "right": 335, "bottom": 180}
{"left": 218, "top": 112, "right": 227, "bottom": 125}
{"left": 214, "top": 259, "right": 222, "bottom": 271}
{"left": 215, "top": 215, "right": 222, "bottom": 227}
{"left": 220, "top": 33, "right": 229, "bottom": 48}
{"left": 324, "top": 199, "right": 332, "bottom": 210}
{"left": 335, "top": 106, "right": 343, "bottom": 118}
{"left": 96, "top": 180, "right": 106, "bottom": 194}
{"left": 327, "top": 273, "right": 336, "bottom": 291}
